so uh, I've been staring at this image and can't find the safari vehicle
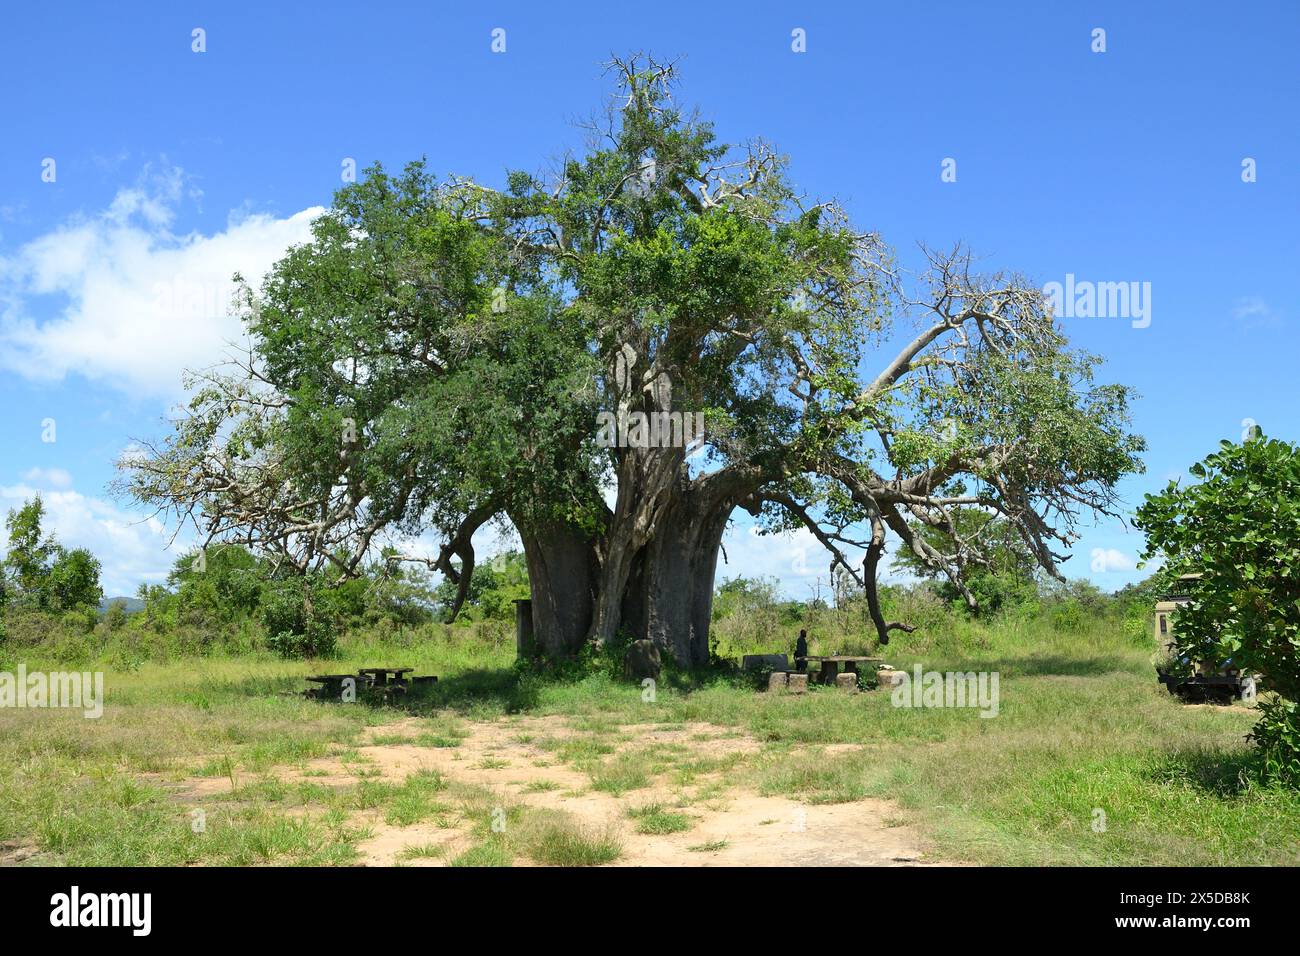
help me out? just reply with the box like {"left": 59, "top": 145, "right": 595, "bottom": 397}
{"left": 1153, "top": 574, "right": 1257, "bottom": 704}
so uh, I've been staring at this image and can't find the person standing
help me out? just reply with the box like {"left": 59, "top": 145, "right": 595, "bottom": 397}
{"left": 795, "top": 629, "right": 808, "bottom": 672}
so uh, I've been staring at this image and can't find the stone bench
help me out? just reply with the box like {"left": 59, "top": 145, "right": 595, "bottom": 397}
{"left": 876, "top": 667, "right": 906, "bottom": 689}
{"left": 742, "top": 654, "right": 790, "bottom": 673}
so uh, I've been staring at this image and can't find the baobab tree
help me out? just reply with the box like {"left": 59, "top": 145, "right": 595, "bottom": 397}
{"left": 120, "top": 56, "right": 1145, "bottom": 665}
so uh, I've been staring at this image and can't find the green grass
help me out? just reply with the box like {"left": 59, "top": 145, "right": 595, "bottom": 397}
{"left": 586, "top": 751, "right": 654, "bottom": 795}
{"left": 754, "top": 748, "right": 872, "bottom": 804}
{"left": 396, "top": 842, "right": 447, "bottom": 861}
{"left": 511, "top": 810, "right": 622, "bottom": 865}
{"left": 433, "top": 785, "right": 622, "bottom": 866}
{"left": 384, "top": 770, "right": 451, "bottom": 827}
{"left": 449, "top": 838, "right": 513, "bottom": 867}
{"left": 627, "top": 803, "right": 695, "bottom": 834}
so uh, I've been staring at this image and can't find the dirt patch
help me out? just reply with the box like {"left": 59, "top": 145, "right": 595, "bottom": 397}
{"left": 357, "top": 716, "right": 939, "bottom": 866}
{"left": 170, "top": 713, "right": 946, "bottom": 867}
{"left": 0, "top": 839, "right": 41, "bottom": 866}
{"left": 353, "top": 816, "right": 471, "bottom": 866}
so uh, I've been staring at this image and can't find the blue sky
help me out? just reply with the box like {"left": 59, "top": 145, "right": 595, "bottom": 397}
{"left": 1, "top": 1, "right": 1297, "bottom": 598}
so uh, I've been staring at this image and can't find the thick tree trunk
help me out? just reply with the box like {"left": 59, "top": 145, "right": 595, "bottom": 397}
{"left": 518, "top": 523, "right": 599, "bottom": 659}
{"left": 520, "top": 502, "right": 728, "bottom": 667}
{"left": 587, "top": 446, "right": 683, "bottom": 647}
{"left": 627, "top": 468, "right": 751, "bottom": 666}
{"left": 521, "top": 465, "right": 764, "bottom": 668}
{"left": 638, "top": 498, "right": 731, "bottom": 666}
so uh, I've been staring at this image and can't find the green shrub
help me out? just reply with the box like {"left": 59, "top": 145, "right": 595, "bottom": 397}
{"left": 60, "top": 606, "right": 98, "bottom": 635}
{"left": 1051, "top": 600, "right": 1085, "bottom": 633}
{"left": 261, "top": 576, "right": 339, "bottom": 658}
{"left": 1138, "top": 433, "right": 1300, "bottom": 784}
{"left": 1249, "top": 697, "right": 1300, "bottom": 786}
{"left": 105, "top": 601, "right": 128, "bottom": 631}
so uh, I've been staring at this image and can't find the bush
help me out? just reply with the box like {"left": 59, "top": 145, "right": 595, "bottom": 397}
{"left": 1138, "top": 433, "right": 1300, "bottom": 785}
{"left": 170, "top": 545, "right": 265, "bottom": 624}
{"left": 1123, "top": 599, "right": 1153, "bottom": 648}
{"left": 260, "top": 576, "right": 339, "bottom": 658}
{"left": 105, "top": 601, "right": 128, "bottom": 631}
{"left": 60, "top": 606, "right": 98, "bottom": 635}
{"left": 1249, "top": 697, "right": 1300, "bottom": 786}
{"left": 1051, "top": 600, "right": 1085, "bottom": 633}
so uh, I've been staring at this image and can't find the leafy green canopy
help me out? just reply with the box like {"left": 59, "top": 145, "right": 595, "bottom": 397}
{"left": 1136, "top": 434, "right": 1300, "bottom": 703}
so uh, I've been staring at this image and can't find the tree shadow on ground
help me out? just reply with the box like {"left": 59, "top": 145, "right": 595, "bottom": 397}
{"left": 406, "top": 667, "right": 540, "bottom": 715}
{"left": 1145, "top": 747, "right": 1262, "bottom": 798}
{"left": 390, "top": 660, "right": 742, "bottom": 717}
{"left": 246, "top": 658, "right": 744, "bottom": 719}
{"left": 219, "top": 669, "right": 537, "bottom": 715}
{"left": 979, "top": 654, "right": 1136, "bottom": 679}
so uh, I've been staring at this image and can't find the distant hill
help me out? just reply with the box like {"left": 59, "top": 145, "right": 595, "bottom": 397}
{"left": 99, "top": 596, "right": 145, "bottom": 614}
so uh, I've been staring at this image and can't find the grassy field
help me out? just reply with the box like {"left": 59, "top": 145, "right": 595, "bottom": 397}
{"left": 2, "top": 614, "right": 1297, "bottom": 866}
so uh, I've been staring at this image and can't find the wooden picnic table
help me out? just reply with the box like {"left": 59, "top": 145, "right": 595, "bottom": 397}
{"left": 305, "top": 667, "right": 433, "bottom": 701}
{"left": 357, "top": 667, "right": 413, "bottom": 685}
{"left": 796, "top": 655, "right": 883, "bottom": 684}
{"left": 304, "top": 674, "right": 362, "bottom": 697}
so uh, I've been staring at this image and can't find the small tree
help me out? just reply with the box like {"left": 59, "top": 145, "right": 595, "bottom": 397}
{"left": 711, "top": 576, "right": 780, "bottom": 621}
{"left": 2, "top": 498, "right": 102, "bottom": 612}
{"left": 260, "top": 573, "right": 340, "bottom": 658}
{"left": 1136, "top": 432, "right": 1300, "bottom": 782}
{"left": 47, "top": 547, "right": 103, "bottom": 611}
{"left": 3, "top": 497, "right": 58, "bottom": 607}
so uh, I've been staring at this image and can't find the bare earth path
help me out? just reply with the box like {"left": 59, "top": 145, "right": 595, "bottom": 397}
{"left": 182, "top": 714, "right": 946, "bottom": 867}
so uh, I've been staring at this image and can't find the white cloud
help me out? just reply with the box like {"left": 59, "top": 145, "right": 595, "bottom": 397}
{"left": 0, "top": 165, "right": 323, "bottom": 397}
{"left": 1089, "top": 547, "right": 1136, "bottom": 574}
{"left": 20, "top": 467, "right": 73, "bottom": 489}
{"left": 0, "top": 483, "right": 188, "bottom": 597}
{"left": 1232, "top": 296, "right": 1281, "bottom": 330}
